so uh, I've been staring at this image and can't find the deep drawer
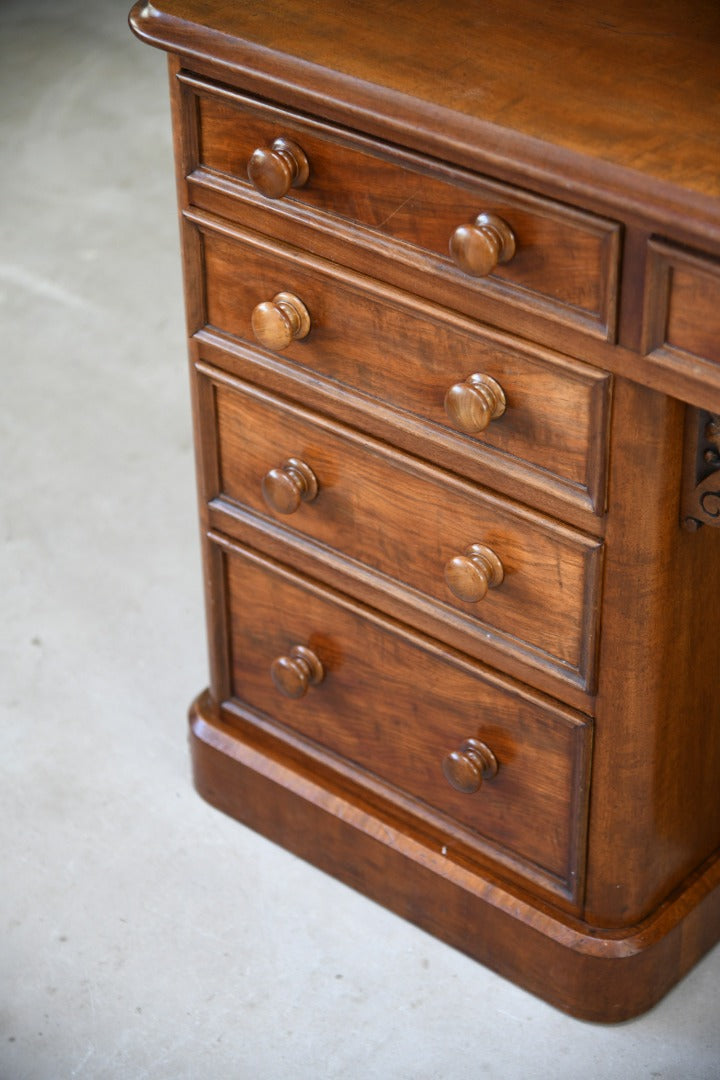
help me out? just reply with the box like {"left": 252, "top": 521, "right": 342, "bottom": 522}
{"left": 196, "top": 223, "right": 611, "bottom": 515}
{"left": 184, "top": 76, "right": 620, "bottom": 340}
{"left": 216, "top": 538, "right": 592, "bottom": 902}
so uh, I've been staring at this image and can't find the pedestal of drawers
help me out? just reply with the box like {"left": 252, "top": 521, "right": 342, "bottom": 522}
{"left": 130, "top": 1, "right": 720, "bottom": 1021}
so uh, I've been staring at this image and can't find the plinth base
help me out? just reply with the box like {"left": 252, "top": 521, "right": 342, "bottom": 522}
{"left": 189, "top": 690, "right": 720, "bottom": 1023}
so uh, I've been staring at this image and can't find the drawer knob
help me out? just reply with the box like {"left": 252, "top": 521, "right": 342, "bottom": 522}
{"left": 444, "top": 373, "right": 506, "bottom": 434}
{"left": 449, "top": 212, "right": 516, "bottom": 277}
{"left": 251, "top": 291, "right": 311, "bottom": 351}
{"left": 247, "top": 137, "right": 310, "bottom": 199}
{"left": 444, "top": 543, "right": 504, "bottom": 603}
{"left": 271, "top": 644, "right": 324, "bottom": 699}
{"left": 262, "top": 457, "right": 319, "bottom": 515}
{"left": 443, "top": 738, "right": 498, "bottom": 794}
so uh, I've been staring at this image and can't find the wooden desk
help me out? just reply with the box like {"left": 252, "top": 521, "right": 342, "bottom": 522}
{"left": 130, "top": 0, "right": 720, "bottom": 1020}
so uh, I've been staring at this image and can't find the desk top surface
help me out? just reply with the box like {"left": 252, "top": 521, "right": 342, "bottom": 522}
{"left": 132, "top": 0, "right": 719, "bottom": 204}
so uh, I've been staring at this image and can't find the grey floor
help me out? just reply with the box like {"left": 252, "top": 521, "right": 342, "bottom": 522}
{"left": 1, "top": 2, "right": 719, "bottom": 1077}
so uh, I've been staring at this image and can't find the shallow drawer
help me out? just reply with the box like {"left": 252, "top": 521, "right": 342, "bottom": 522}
{"left": 643, "top": 240, "right": 720, "bottom": 403}
{"left": 198, "top": 224, "right": 611, "bottom": 515}
{"left": 217, "top": 539, "right": 591, "bottom": 901}
{"left": 186, "top": 77, "right": 620, "bottom": 339}
{"left": 206, "top": 370, "right": 603, "bottom": 693}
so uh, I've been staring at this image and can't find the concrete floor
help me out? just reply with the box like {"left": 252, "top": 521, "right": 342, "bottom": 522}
{"left": 1, "top": 1, "right": 719, "bottom": 1077}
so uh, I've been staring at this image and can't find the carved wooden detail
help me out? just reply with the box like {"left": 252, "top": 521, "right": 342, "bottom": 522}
{"left": 449, "top": 212, "right": 516, "bottom": 277}
{"left": 681, "top": 408, "right": 720, "bottom": 530}
{"left": 247, "top": 136, "right": 310, "bottom": 199}
{"left": 271, "top": 643, "right": 324, "bottom": 698}
{"left": 442, "top": 737, "right": 499, "bottom": 793}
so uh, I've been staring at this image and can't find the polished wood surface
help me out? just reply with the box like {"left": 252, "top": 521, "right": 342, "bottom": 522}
{"left": 444, "top": 373, "right": 506, "bottom": 435}
{"left": 585, "top": 379, "right": 720, "bottom": 927}
{"left": 449, "top": 213, "right": 516, "bottom": 278}
{"left": 192, "top": 88, "right": 621, "bottom": 334}
{"left": 130, "top": 0, "right": 720, "bottom": 207}
{"left": 261, "top": 456, "right": 318, "bottom": 516}
{"left": 247, "top": 136, "right": 309, "bottom": 199}
{"left": 210, "top": 372, "right": 603, "bottom": 692}
{"left": 442, "top": 738, "right": 498, "bottom": 795}
{"left": 444, "top": 544, "right": 504, "bottom": 605}
{"left": 130, "top": 0, "right": 720, "bottom": 1021}
{"left": 189, "top": 688, "right": 720, "bottom": 1023}
{"left": 270, "top": 643, "right": 324, "bottom": 699}
{"left": 251, "top": 290, "right": 311, "bottom": 351}
{"left": 197, "top": 222, "right": 612, "bottom": 515}
{"left": 219, "top": 538, "right": 591, "bottom": 900}
{"left": 643, "top": 241, "right": 720, "bottom": 396}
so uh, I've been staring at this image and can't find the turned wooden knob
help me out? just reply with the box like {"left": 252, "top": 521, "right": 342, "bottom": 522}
{"left": 445, "top": 543, "right": 504, "bottom": 603}
{"left": 271, "top": 645, "right": 324, "bottom": 699}
{"left": 443, "top": 738, "right": 498, "bottom": 794}
{"left": 449, "top": 212, "right": 516, "bottom": 277}
{"left": 444, "top": 373, "right": 506, "bottom": 434}
{"left": 251, "top": 292, "right": 311, "bottom": 351}
{"left": 262, "top": 457, "right": 318, "bottom": 515}
{"left": 247, "top": 137, "right": 310, "bottom": 198}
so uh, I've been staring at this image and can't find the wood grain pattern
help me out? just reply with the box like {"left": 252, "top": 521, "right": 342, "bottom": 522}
{"left": 130, "top": 0, "right": 720, "bottom": 213}
{"left": 632, "top": 240, "right": 720, "bottom": 409}
{"left": 185, "top": 181, "right": 720, "bottom": 412}
{"left": 247, "top": 136, "right": 309, "bottom": 199}
{"left": 644, "top": 240, "right": 720, "bottom": 366}
{"left": 130, "top": 0, "right": 720, "bottom": 1021}
{"left": 585, "top": 379, "right": 720, "bottom": 927}
{"left": 189, "top": 691, "right": 720, "bottom": 1022}
{"left": 209, "top": 369, "right": 603, "bottom": 691}
{"left": 193, "top": 83, "right": 620, "bottom": 337}
{"left": 444, "top": 373, "right": 506, "bottom": 435}
{"left": 442, "top": 738, "right": 498, "bottom": 794}
{"left": 196, "top": 219, "right": 611, "bottom": 513}
{"left": 219, "top": 538, "right": 591, "bottom": 899}
{"left": 250, "top": 290, "right": 310, "bottom": 350}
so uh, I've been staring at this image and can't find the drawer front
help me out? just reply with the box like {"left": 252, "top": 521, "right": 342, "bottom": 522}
{"left": 198, "top": 224, "right": 611, "bottom": 514}
{"left": 208, "top": 372, "right": 603, "bottom": 692}
{"left": 188, "top": 79, "right": 620, "bottom": 338}
{"left": 218, "top": 539, "right": 592, "bottom": 901}
{"left": 643, "top": 240, "right": 720, "bottom": 403}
